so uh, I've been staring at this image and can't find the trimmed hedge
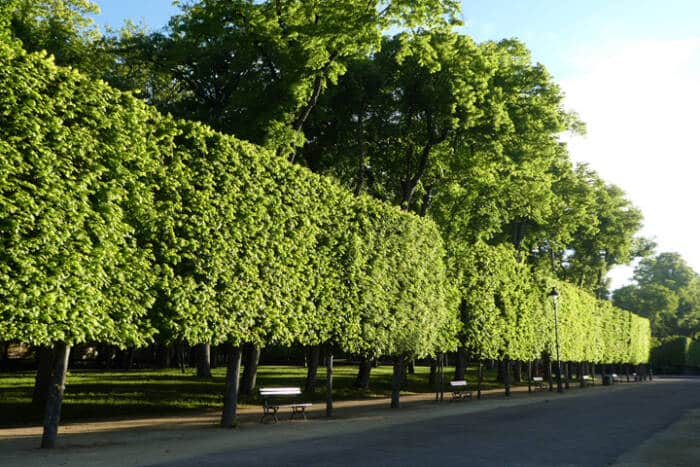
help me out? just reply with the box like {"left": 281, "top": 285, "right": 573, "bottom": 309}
{"left": 0, "top": 40, "right": 649, "bottom": 365}
{"left": 0, "top": 42, "right": 455, "bottom": 359}
{"left": 453, "top": 242, "right": 651, "bottom": 364}
{"left": 651, "top": 336, "right": 700, "bottom": 372}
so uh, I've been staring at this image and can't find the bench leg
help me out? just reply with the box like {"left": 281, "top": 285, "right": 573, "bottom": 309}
{"left": 261, "top": 406, "right": 279, "bottom": 424}
{"left": 290, "top": 406, "right": 307, "bottom": 421}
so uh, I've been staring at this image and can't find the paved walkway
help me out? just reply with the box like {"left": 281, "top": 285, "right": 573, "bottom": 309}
{"left": 2, "top": 378, "right": 698, "bottom": 466}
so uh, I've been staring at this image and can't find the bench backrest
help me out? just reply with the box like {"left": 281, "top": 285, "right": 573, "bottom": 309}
{"left": 582, "top": 375, "right": 592, "bottom": 380}
{"left": 532, "top": 376, "right": 543, "bottom": 382}
{"left": 450, "top": 380, "right": 467, "bottom": 387}
{"left": 260, "top": 387, "right": 302, "bottom": 396}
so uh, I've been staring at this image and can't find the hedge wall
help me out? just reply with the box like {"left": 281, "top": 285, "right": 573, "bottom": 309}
{"left": 0, "top": 41, "right": 457, "bottom": 360}
{"left": 651, "top": 336, "right": 700, "bottom": 372}
{"left": 1, "top": 40, "right": 649, "bottom": 365}
{"left": 453, "top": 243, "right": 651, "bottom": 364}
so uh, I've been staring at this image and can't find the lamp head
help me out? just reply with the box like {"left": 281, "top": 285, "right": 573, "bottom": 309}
{"left": 549, "top": 287, "right": 559, "bottom": 302}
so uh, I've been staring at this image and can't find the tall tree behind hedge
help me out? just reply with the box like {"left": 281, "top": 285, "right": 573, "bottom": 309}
{"left": 117, "top": 0, "right": 461, "bottom": 158}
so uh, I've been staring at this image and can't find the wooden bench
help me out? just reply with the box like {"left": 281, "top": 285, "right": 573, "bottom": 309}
{"left": 531, "top": 376, "right": 545, "bottom": 390}
{"left": 449, "top": 380, "right": 472, "bottom": 401}
{"left": 612, "top": 373, "right": 623, "bottom": 383}
{"left": 259, "top": 387, "right": 312, "bottom": 423}
{"left": 582, "top": 375, "right": 593, "bottom": 386}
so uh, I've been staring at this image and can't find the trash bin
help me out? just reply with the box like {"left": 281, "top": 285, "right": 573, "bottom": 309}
{"left": 602, "top": 375, "right": 612, "bottom": 386}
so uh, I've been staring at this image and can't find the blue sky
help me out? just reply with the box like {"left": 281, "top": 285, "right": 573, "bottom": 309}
{"left": 92, "top": 1, "right": 700, "bottom": 287}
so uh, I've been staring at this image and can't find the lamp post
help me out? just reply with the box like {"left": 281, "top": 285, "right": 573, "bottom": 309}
{"left": 549, "top": 287, "right": 564, "bottom": 393}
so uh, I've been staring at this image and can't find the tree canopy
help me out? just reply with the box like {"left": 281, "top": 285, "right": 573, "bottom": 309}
{"left": 614, "top": 252, "right": 700, "bottom": 339}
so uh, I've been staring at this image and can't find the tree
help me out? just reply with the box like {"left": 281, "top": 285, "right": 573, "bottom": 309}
{"left": 0, "top": 42, "right": 157, "bottom": 448}
{"left": 548, "top": 169, "right": 644, "bottom": 296}
{"left": 117, "top": 0, "right": 461, "bottom": 158}
{"left": 4, "top": 0, "right": 107, "bottom": 73}
{"left": 613, "top": 252, "right": 700, "bottom": 339}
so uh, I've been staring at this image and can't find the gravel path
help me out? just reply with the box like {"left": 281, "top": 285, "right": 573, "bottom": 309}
{"left": 2, "top": 378, "right": 698, "bottom": 467}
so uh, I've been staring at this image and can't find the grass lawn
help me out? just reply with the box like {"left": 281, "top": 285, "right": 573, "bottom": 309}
{"left": 0, "top": 363, "right": 507, "bottom": 427}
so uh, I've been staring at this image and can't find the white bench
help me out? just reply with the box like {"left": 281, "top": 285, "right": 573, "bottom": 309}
{"left": 531, "top": 376, "right": 545, "bottom": 390}
{"left": 582, "top": 375, "right": 593, "bottom": 386}
{"left": 259, "top": 387, "right": 312, "bottom": 423}
{"left": 612, "top": 373, "right": 623, "bottom": 383}
{"left": 450, "top": 380, "right": 472, "bottom": 401}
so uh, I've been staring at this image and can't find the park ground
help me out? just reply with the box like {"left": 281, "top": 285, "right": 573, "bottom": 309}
{"left": 1, "top": 374, "right": 699, "bottom": 466}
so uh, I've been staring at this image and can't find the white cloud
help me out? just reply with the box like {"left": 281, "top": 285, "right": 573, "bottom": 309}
{"left": 560, "top": 39, "right": 700, "bottom": 288}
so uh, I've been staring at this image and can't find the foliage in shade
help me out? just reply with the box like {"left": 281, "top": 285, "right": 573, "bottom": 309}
{"left": 649, "top": 335, "right": 700, "bottom": 371}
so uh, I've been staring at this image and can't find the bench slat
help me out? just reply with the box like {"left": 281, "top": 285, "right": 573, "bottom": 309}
{"left": 260, "top": 388, "right": 302, "bottom": 395}
{"left": 450, "top": 380, "right": 467, "bottom": 387}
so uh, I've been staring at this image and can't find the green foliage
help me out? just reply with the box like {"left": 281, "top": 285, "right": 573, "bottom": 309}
{"left": 0, "top": 40, "right": 455, "bottom": 360}
{"left": 549, "top": 281, "right": 650, "bottom": 364}
{"left": 451, "top": 243, "right": 650, "bottom": 364}
{"left": 116, "top": 0, "right": 462, "bottom": 157}
{"left": 0, "top": 43, "right": 156, "bottom": 347}
{"left": 5, "top": 0, "right": 105, "bottom": 72}
{"left": 614, "top": 252, "right": 700, "bottom": 339}
{"left": 686, "top": 339, "right": 700, "bottom": 368}
{"left": 0, "top": 6, "right": 654, "bottom": 368}
{"left": 650, "top": 335, "right": 700, "bottom": 371}
{"left": 451, "top": 242, "right": 545, "bottom": 361}
{"left": 651, "top": 336, "right": 691, "bottom": 372}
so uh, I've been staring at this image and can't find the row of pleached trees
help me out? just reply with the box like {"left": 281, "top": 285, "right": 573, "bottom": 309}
{"left": 0, "top": 30, "right": 651, "bottom": 447}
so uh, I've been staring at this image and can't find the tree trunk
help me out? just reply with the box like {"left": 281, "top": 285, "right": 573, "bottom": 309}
{"left": 496, "top": 360, "right": 505, "bottom": 383}
{"left": 407, "top": 359, "right": 415, "bottom": 375}
{"left": 220, "top": 344, "right": 243, "bottom": 428}
{"left": 305, "top": 346, "right": 321, "bottom": 394}
{"left": 326, "top": 352, "right": 334, "bottom": 417}
{"left": 119, "top": 347, "right": 134, "bottom": 370}
{"left": 195, "top": 343, "right": 212, "bottom": 378}
{"left": 354, "top": 355, "right": 372, "bottom": 390}
{"left": 513, "top": 361, "right": 522, "bottom": 383}
{"left": 1, "top": 342, "right": 8, "bottom": 362}
{"left": 564, "top": 362, "right": 570, "bottom": 389}
{"left": 33, "top": 346, "right": 55, "bottom": 406}
{"left": 590, "top": 363, "right": 596, "bottom": 385}
{"left": 210, "top": 345, "right": 218, "bottom": 370}
{"left": 176, "top": 341, "right": 186, "bottom": 374}
{"left": 454, "top": 347, "right": 467, "bottom": 380}
{"left": 527, "top": 360, "right": 533, "bottom": 393}
{"left": 428, "top": 357, "right": 437, "bottom": 385}
{"left": 391, "top": 357, "right": 403, "bottom": 409}
{"left": 41, "top": 343, "right": 70, "bottom": 449}
{"left": 547, "top": 357, "right": 553, "bottom": 391}
{"left": 156, "top": 342, "right": 171, "bottom": 369}
{"left": 434, "top": 353, "right": 444, "bottom": 402}
{"left": 240, "top": 343, "right": 261, "bottom": 395}
{"left": 476, "top": 361, "right": 483, "bottom": 400}
{"left": 504, "top": 358, "right": 511, "bottom": 397}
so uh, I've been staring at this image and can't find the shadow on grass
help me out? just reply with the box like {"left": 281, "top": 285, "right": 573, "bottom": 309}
{"left": 0, "top": 365, "right": 509, "bottom": 428}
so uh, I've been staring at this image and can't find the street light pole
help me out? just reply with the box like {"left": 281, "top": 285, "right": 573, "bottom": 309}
{"left": 549, "top": 287, "right": 564, "bottom": 393}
